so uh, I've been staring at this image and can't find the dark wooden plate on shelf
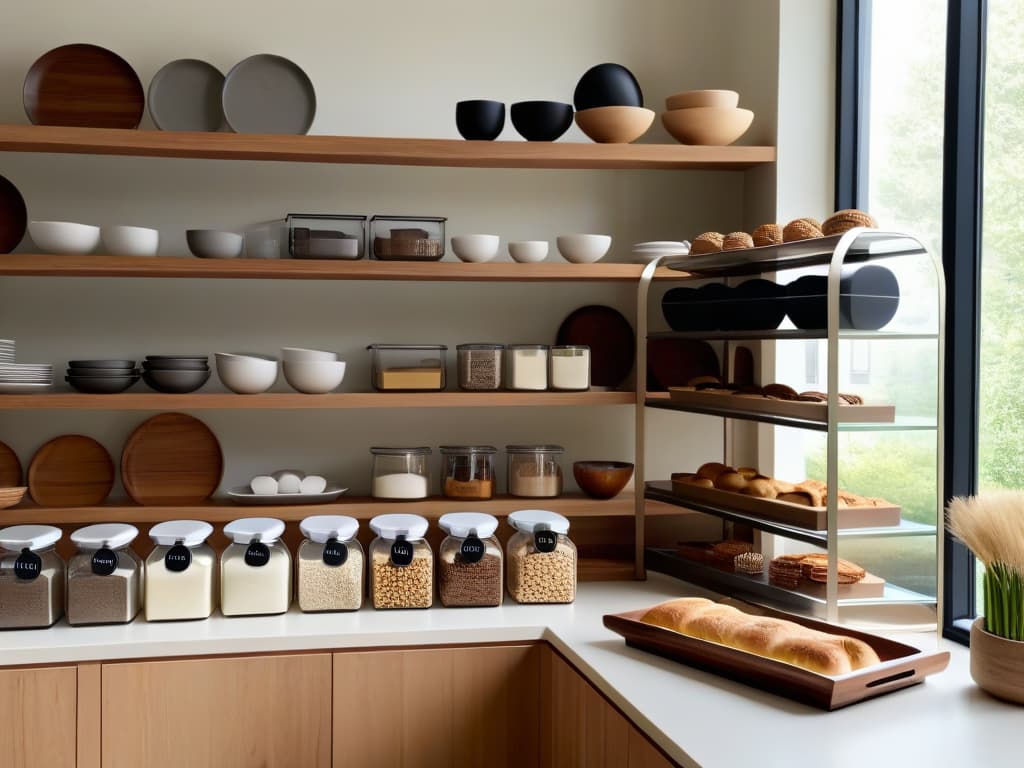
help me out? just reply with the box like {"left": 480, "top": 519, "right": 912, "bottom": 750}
{"left": 0, "top": 440, "right": 22, "bottom": 487}
{"left": 27, "top": 434, "right": 114, "bottom": 506}
{"left": 646, "top": 338, "right": 719, "bottom": 391}
{"left": 556, "top": 305, "right": 634, "bottom": 388}
{"left": 603, "top": 603, "right": 949, "bottom": 710}
{"left": 0, "top": 175, "right": 28, "bottom": 254}
{"left": 121, "top": 412, "right": 223, "bottom": 505}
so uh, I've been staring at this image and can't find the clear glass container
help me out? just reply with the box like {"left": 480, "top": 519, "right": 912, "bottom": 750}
{"left": 297, "top": 515, "right": 364, "bottom": 612}
{"left": 370, "top": 446, "right": 432, "bottom": 499}
{"left": 0, "top": 525, "right": 65, "bottom": 629}
{"left": 506, "top": 510, "right": 576, "bottom": 604}
{"left": 287, "top": 213, "right": 366, "bottom": 260}
{"left": 367, "top": 344, "right": 447, "bottom": 391}
{"left": 437, "top": 512, "right": 503, "bottom": 607}
{"left": 244, "top": 219, "right": 287, "bottom": 259}
{"left": 549, "top": 345, "right": 591, "bottom": 391}
{"left": 220, "top": 518, "right": 292, "bottom": 617}
{"left": 368, "top": 514, "right": 433, "bottom": 609}
{"left": 66, "top": 523, "right": 142, "bottom": 626}
{"left": 506, "top": 444, "right": 564, "bottom": 498}
{"left": 507, "top": 345, "right": 549, "bottom": 391}
{"left": 370, "top": 215, "right": 446, "bottom": 261}
{"left": 440, "top": 445, "right": 496, "bottom": 500}
{"left": 456, "top": 343, "right": 505, "bottom": 390}
{"left": 144, "top": 520, "right": 216, "bottom": 622}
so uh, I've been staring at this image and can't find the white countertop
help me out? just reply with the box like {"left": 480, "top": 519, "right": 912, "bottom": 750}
{"left": 0, "top": 574, "right": 1017, "bottom": 767}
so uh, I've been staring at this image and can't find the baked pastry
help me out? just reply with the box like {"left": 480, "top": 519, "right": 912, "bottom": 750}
{"left": 782, "top": 217, "right": 824, "bottom": 243}
{"left": 712, "top": 540, "right": 755, "bottom": 558}
{"left": 742, "top": 477, "right": 777, "bottom": 499}
{"left": 714, "top": 471, "right": 749, "bottom": 492}
{"left": 774, "top": 553, "right": 866, "bottom": 584}
{"left": 734, "top": 552, "right": 765, "bottom": 574}
{"left": 696, "top": 462, "right": 732, "bottom": 481}
{"left": 671, "top": 472, "right": 715, "bottom": 489}
{"left": 690, "top": 232, "right": 725, "bottom": 254}
{"left": 822, "top": 209, "right": 878, "bottom": 236}
{"left": 752, "top": 223, "right": 783, "bottom": 247}
{"left": 686, "top": 375, "right": 721, "bottom": 387}
{"left": 735, "top": 466, "right": 759, "bottom": 479}
{"left": 778, "top": 490, "right": 816, "bottom": 506}
{"left": 769, "top": 558, "right": 804, "bottom": 588}
{"left": 762, "top": 383, "right": 799, "bottom": 400}
{"left": 722, "top": 232, "right": 754, "bottom": 251}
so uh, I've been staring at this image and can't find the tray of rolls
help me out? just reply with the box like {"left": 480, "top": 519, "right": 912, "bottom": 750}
{"left": 603, "top": 596, "right": 949, "bottom": 710}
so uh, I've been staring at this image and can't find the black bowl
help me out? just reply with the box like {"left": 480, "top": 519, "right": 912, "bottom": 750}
{"left": 573, "top": 63, "right": 643, "bottom": 110}
{"left": 456, "top": 100, "right": 505, "bottom": 141}
{"left": 510, "top": 101, "right": 574, "bottom": 142}
{"left": 66, "top": 375, "right": 139, "bottom": 394}
{"left": 67, "top": 367, "right": 141, "bottom": 378}
{"left": 143, "top": 359, "right": 210, "bottom": 371}
{"left": 719, "top": 279, "right": 787, "bottom": 331}
{"left": 68, "top": 359, "right": 135, "bottom": 369}
{"left": 786, "top": 265, "right": 900, "bottom": 330}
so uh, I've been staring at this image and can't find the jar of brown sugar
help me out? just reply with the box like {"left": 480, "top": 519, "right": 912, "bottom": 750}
{"left": 0, "top": 525, "right": 65, "bottom": 629}
{"left": 440, "top": 445, "right": 497, "bottom": 500}
{"left": 437, "top": 512, "right": 502, "bottom": 607}
{"left": 506, "top": 510, "right": 576, "bottom": 604}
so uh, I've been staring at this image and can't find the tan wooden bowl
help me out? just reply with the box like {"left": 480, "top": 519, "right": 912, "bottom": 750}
{"left": 0, "top": 486, "right": 27, "bottom": 509}
{"left": 661, "top": 107, "right": 754, "bottom": 146}
{"left": 665, "top": 89, "right": 739, "bottom": 110}
{"left": 970, "top": 617, "right": 1024, "bottom": 704}
{"left": 575, "top": 106, "right": 655, "bottom": 144}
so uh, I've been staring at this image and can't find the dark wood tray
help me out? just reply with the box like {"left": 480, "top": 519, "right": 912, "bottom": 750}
{"left": 603, "top": 602, "right": 949, "bottom": 710}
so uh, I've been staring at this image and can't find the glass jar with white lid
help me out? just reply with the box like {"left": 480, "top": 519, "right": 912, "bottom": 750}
{"left": 549, "top": 345, "right": 591, "bottom": 391}
{"left": 221, "top": 517, "right": 291, "bottom": 617}
{"left": 506, "top": 344, "right": 549, "bottom": 390}
{"left": 0, "top": 524, "right": 65, "bottom": 629}
{"left": 297, "top": 515, "right": 364, "bottom": 612}
{"left": 145, "top": 520, "right": 216, "bottom": 621}
{"left": 437, "top": 512, "right": 503, "bottom": 607}
{"left": 370, "top": 446, "right": 432, "bottom": 499}
{"left": 368, "top": 513, "right": 433, "bottom": 609}
{"left": 67, "top": 523, "right": 142, "bottom": 626}
{"left": 506, "top": 510, "right": 576, "bottom": 604}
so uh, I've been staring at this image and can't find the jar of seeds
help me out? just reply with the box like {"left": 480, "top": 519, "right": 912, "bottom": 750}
{"left": 368, "top": 514, "right": 433, "bottom": 609}
{"left": 297, "top": 515, "right": 364, "bottom": 612}
{"left": 437, "top": 512, "right": 502, "bottom": 607}
{"left": 506, "top": 510, "right": 576, "bottom": 604}
{"left": 440, "top": 445, "right": 497, "bottom": 500}
{"left": 66, "top": 523, "right": 142, "bottom": 626}
{"left": 0, "top": 525, "right": 65, "bottom": 629}
{"left": 456, "top": 344, "right": 505, "bottom": 390}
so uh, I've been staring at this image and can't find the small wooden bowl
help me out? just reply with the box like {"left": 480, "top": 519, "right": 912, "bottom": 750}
{"left": 0, "top": 486, "right": 27, "bottom": 509}
{"left": 970, "top": 617, "right": 1024, "bottom": 705}
{"left": 665, "top": 89, "right": 739, "bottom": 110}
{"left": 573, "top": 461, "right": 634, "bottom": 500}
{"left": 575, "top": 106, "right": 655, "bottom": 144}
{"left": 661, "top": 107, "right": 754, "bottom": 146}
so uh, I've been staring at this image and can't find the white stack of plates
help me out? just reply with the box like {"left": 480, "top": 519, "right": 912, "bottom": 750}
{"left": 0, "top": 352, "right": 53, "bottom": 393}
{"left": 631, "top": 240, "right": 690, "bottom": 263}
{"left": 0, "top": 339, "right": 14, "bottom": 363}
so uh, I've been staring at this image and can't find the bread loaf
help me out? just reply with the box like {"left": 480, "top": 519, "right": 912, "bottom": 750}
{"left": 690, "top": 232, "right": 725, "bottom": 254}
{"left": 640, "top": 597, "right": 880, "bottom": 675}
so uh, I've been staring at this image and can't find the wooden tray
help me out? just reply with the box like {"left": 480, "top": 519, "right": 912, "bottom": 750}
{"left": 0, "top": 440, "right": 22, "bottom": 487}
{"left": 667, "top": 387, "right": 896, "bottom": 424}
{"left": 603, "top": 603, "right": 949, "bottom": 710}
{"left": 27, "top": 434, "right": 114, "bottom": 506}
{"left": 668, "top": 479, "right": 901, "bottom": 530}
{"left": 121, "top": 412, "right": 223, "bottom": 505}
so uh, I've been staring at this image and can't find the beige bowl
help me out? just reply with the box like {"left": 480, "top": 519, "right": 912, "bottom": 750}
{"left": 574, "top": 106, "right": 655, "bottom": 144}
{"left": 662, "top": 107, "right": 754, "bottom": 146}
{"left": 665, "top": 89, "right": 739, "bottom": 111}
{"left": 970, "top": 617, "right": 1024, "bottom": 704}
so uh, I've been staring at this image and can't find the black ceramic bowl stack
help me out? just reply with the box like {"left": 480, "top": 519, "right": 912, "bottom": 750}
{"left": 662, "top": 280, "right": 788, "bottom": 333}
{"left": 66, "top": 360, "right": 139, "bottom": 393}
{"left": 142, "top": 355, "right": 211, "bottom": 393}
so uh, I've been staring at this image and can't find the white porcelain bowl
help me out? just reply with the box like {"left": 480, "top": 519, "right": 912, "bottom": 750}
{"left": 283, "top": 360, "right": 347, "bottom": 394}
{"left": 187, "top": 229, "right": 244, "bottom": 259}
{"left": 451, "top": 234, "right": 500, "bottom": 263}
{"left": 28, "top": 221, "right": 100, "bottom": 255}
{"left": 556, "top": 234, "right": 612, "bottom": 264}
{"left": 215, "top": 353, "right": 279, "bottom": 394}
{"left": 508, "top": 241, "right": 549, "bottom": 263}
{"left": 281, "top": 347, "right": 339, "bottom": 363}
{"left": 102, "top": 225, "right": 159, "bottom": 257}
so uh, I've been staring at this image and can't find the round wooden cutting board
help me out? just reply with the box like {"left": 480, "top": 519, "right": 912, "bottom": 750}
{"left": 121, "top": 412, "right": 223, "bottom": 505}
{"left": 27, "top": 435, "right": 115, "bottom": 506}
{"left": 0, "top": 440, "right": 23, "bottom": 487}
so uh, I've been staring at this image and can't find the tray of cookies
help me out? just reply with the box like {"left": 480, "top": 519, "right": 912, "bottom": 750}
{"left": 667, "top": 383, "right": 895, "bottom": 425}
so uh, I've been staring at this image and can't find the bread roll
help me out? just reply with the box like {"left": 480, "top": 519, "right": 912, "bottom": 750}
{"left": 714, "top": 471, "right": 748, "bottom": 492}
{"left": 783, "top": 218, "right": 823, "bottom": 243}
{"left": 735, "top": 466, "right": 759, "bottom": 479}
{"left": 690, "top": 232, "right": 725, "bottom": 254}
{"left": 822, "top": 209, "right": 878, "bottom": 236}
{"left": 742, "top": 478, "right": 777, "bottom": 498}
{"left": 752, "top": 223, "right": 783, "bottom": 247}
{"left": 696, "top": 462, "right": 732, "bottom": 481}
{"left": 671, "top": 472, "right": 714, "bottom": 489}
{"left": 722, "top": 232, "right": 754, "bottom": 251}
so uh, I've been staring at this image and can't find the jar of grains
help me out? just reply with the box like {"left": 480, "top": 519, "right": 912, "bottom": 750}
{"left": 66, "top": 523, "right": 142, "bottom": 626}
{"left": 440, "top": 445, "right": 497, "bottom": 500}
{"left": 0, "top": 525, "right": 65, "bottom": 629}
{"left": 506, "top": 345, "right": 549, "bottom": 390}
{"left": 368, "top": 514, "right": 433, "bottom": 609}
{"left": 297, "top": 515, "right": 364, "bottom": 612}
{"left": 505, "top": 444, "right": 564, "bottom": 498}
{"left": 437, "top": 512, "right": 503, "bottom": 607}
{"left": 505, "top": 510, "right": 576, "bottom": 604}
{"left": 370, "top": 446, "right": 432, "bottom": 500}
{"left": 549, "top": 345, "right": 590, "bottom": 391}
{"left": 221, "top": 518, "right": 292, "bottom": 617}
{"left": 144, "top": 520, "right": 216, "bottom": 622}
{"left": 456, "top": 344, "right": 505, "bottom": 390}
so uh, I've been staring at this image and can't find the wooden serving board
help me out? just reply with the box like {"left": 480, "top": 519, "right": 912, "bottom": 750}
{"left": 0, "top": 440, "right": 22, "bottom": 487}
{"left": 667, "top": 387, "right": 896, "bottom": 424}
{"left": 121, "top": 412, "right": 223, "bottom": 505}
{"left": 603, "top": 604, "right": 949, "bottom": 710}
{"left": 27, "top": 434, "right": 114, "bottom": 506}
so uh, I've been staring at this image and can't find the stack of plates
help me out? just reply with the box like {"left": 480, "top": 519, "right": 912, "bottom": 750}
{"left": 631, "top": 240, "right": 690, "bottom": 264}
{"left": 0, "top": 362, "right": 53, "bottom": 392}
{"left": 0, "top": 339, "right": 14, "bottom": 362}
{"left": 66, "top": 360, "right": 139, "bottom": 394}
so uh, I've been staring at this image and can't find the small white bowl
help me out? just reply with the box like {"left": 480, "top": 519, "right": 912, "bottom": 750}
{"left": 281, "top": 347, "right": 338, "bottom": 363}
{"left": 556, "top": 234, "right": 612, "bottom": 264}
{"left": 508, "top": 241, "right": 549, "bottom": 263}
{"left": 283, "top": 359, "right": 347, "bottom": 394}
{"left": 215, "top": 353, "right": 279, "bottom": 394}
{"left": 187, "top": 229, "right": 243, "bottom": 259}
{"left": 451, "top": 234, "right": 500, "bottom": 263}
{"left": 28, "top": 221, "right": 100, "bottom": 255}
{"left": 102, "top": 225, "right": 160, "bottom": 257}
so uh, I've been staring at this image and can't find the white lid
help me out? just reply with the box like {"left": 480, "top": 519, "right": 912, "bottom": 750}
{"left": 224, "top": 517, "right": 285, "bottom": 544}
{"left": 71, "top": 523, "right": 139, "bottom": 550}
{"left": 369, "top": 513, "right": 428, "bottom": 540}
{"left": 507, "top": 509, "right": 570, "bottom": 535}
{"left": 149, "top": 520, "right": 214, "bottom": 547}
{"left": 0, "top": 524, "right": 62, "bottom": 552}
{"left": 300, "top": 515, "right": 359, "bottom": 544}
{"left": 438, "top": 512, "right": 498, "bottom": 539}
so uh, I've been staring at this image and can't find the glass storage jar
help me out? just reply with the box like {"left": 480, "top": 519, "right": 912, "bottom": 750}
{"left": 549, "top": 345, "right": 591, "bottom": 391}
{"left": 506, "top": 345, "right": 549, "bottom": 390}
{"left": 437, "top": 512, "right": 502, "bottom": 607}
{"left": 506, "top": 444, "right": 564, "bottom": 498}
{"left": 370, "top": 446, "right": 432, "bottom": 499}
{"left": 368, "top": 344, "right": 448, "bottom": 391}
{"left": 370, "top": 215, "right": 446, "bottom": 261}
{"left": 456, "top": 343, "right": 505, "bottom": 390}
{"left": 67, "top": 523, "right": 142, "bottom": 626}
{"left": 0, "top": 524, "right": 65, "bottom": 629}
{"left": 144, "top": 520, "right": 216, "bottom": 622}
{"left": 368, "top": 514, "right": 433, "bottom": 609}
{"left": 297, "top": 515, "right": 364, "bottom": 612}
{"left": 221, "top": 518, "right": 291, "bottom": 617}
{"left": 506, "top": 510, "right": 576, "bottom": 604}
{"left": 287, "top": 213, "right": 366, "bottom": 259}
{"left": 440, "top": 445, "right": 496, "bottom": 500}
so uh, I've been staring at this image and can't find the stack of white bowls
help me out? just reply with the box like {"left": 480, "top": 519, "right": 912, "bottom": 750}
{"left": 281, "top": 348, "right": 347, "bottom": 394}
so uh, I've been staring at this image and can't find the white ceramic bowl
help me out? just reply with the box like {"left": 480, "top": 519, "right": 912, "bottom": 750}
{"left": 556, "top": 234, "right": 612, "bottom": 264}
{"left": 283, "top": 360, "right": 347, "bottom": 394}
{"left": 28, "top": 221, "right": 100, "bottom": 255}
{"left": 102, "top": 225, "right": 159, "bottom": 257}
{"left": 187, "top": 229, "right": 244, "bottom": 259}
{"left": 281, "top": 347, "right": 339, "bottom": 362}
{"left": 215, "top": 353, "right": 279, "bottom": 394}
{"left": 508, "top": 241, "right": 549, "bottom": 263}
{"left": 451, "top": 234, "right": 500, "bottom": 263}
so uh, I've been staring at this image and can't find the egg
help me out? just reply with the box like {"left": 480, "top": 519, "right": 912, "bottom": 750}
{"left": 573, "top": 63, "right": 644, "bottom": 111}
{"left": 300, "top": 475, "right": 327, "bottom": 495}
{"left": 273, "top": 469, "right": 304, "bottom": 494}
{"left": 250, "top": 475, "right": 278, "bottom": 495}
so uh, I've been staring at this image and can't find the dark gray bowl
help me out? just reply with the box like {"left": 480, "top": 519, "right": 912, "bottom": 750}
{"left": 143, "top": 359, "right": 210, "bottom": 371}
{"left": 68, "top": 359, "right": 136, "bottom": 369}
{"left": 142, "top": 369, "right": 211, "bottom": 394}
{"left": 66, "top": 375, "right": 139, "bottom": 394}
{"left": 67, "top": 367, "right": 141, "bottom": 378}
{"left": 146, "top": 355, "right": 209, "bottom": 362}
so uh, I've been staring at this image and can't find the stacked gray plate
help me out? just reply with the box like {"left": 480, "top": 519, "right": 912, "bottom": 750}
{"left": 142, "top": 355, "right": 211, "bottom": 393}
{"left": 66, "top": 360, "right": 139, "bottom": 394}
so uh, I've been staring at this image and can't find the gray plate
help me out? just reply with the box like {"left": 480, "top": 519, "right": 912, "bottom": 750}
{"left": 222, "top": 54, "right": 315, "bottom": 135}
{"left": 226, "top": 485, "right": 348, "bottom": 505}
{"left": 148, "top": 58, "right": 225, "bottom": 132}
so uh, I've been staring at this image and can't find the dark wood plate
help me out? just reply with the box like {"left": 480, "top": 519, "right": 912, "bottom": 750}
{"left": 0, "top": 175, "right": 27, "bottom": 254}
{"left": 0, "top": 440, "right": 23, "bottom": 487}
{"left": 27, "top": 434, "right": 114, "bottom": 506}
{"left": 646, "top": 338, "right": 719, "bottom": 391}
{"left": 556, "top": 305, "right": 634, "bottom": 388}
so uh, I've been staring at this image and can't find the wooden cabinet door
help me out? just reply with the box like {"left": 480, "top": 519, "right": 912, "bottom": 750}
{"left": 332, "top": 644, "right": 541, "bottom": 768}
{"left": 102, "top": 653, "right": 332, "bottom": 768}
{"left": 628, "top": 726, "right": 677, "bottom": 768}
{"left": 0, "top": 666, "right": 77, "bottom": 768}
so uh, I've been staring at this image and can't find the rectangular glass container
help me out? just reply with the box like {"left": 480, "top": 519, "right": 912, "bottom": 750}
{"left": 0, "top": 546, "right": 65, "bottom": 629}
{"left": 368, "top": 344, "right": 447, "bottom": 391}
{"left": 440, "top": 445, "right": 496, "bottom": 500}
{"left": 287, "top": 213, "right": 367, "bottom": 260}
{"left": 507, "top": 345, "right": 549, "bottom": 391}
{"left": 456, "top": 343, "right": 505, "bottom": 391}
{"left": 370, "top": 215, "right": 446, "bottom": 261}
{"left": 550, "top": 345, "right": 591, "bottom": 391}
{"left": 506, "top": 444, "right": 564, "bottom": 498}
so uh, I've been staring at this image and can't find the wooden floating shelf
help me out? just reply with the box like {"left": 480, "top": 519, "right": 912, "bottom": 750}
{"left": 0, "top": 124, "right": 776, "bottom": 170}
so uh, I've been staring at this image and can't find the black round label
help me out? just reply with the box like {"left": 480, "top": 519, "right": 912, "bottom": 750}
{"left": 322, "top": 538, "right": 348, "bottom": 567}
{"left": 244, "top": 541, "right": 271, "bottom": 567}
{"left": 14, "top": 548, "right": 42, "bottom": 581}
{"left": 460, "top": 536, "right": 485, "bottom": 564}
{"left": 91, "top": 547, "right": 118, "bottom": 576}
{"left": 391, "top": 538, "right": 413, "bottom": 567}
{"left": 165, "top": 544, "right": 192, "bottom": 573}
{"left": 534, "top": 530, "right": 557, "bottom": 554}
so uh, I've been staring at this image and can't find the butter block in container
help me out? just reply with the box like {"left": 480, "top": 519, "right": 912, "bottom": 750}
{"left": 287, "top": 213, "right": 366, "bottom": 260}
{"left": 367, "top": 344, "right": 447, "bottom": 391}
